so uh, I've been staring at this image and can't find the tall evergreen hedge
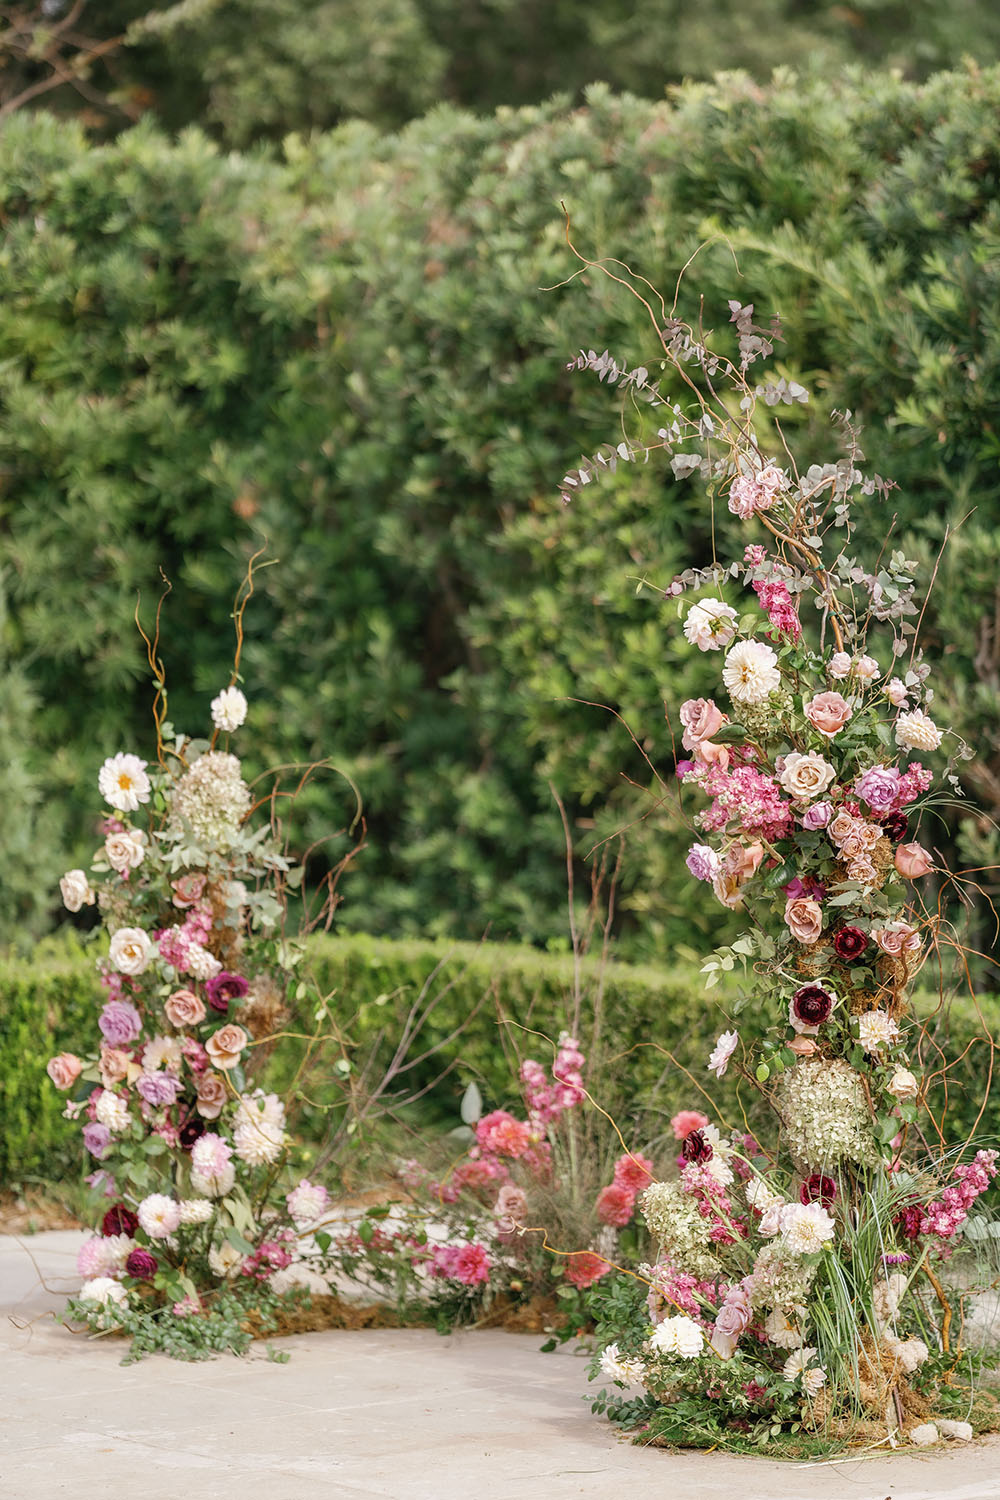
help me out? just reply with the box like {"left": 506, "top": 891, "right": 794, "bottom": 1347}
{"left": 2, "top": 67, "right": 1000, "bottom": 958}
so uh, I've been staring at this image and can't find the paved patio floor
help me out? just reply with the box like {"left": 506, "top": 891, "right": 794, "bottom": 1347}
{"left": 3, "top": 1231, "right": 1000, "bottom": 1500}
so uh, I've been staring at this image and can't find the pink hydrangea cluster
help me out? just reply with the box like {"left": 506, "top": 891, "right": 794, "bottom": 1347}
{"left": 646, "top": 1257, "right": 724, "bottom": 1326}
{"left": 240, "top": 1238, "right": 295, "bottom": 1281}
{"left": 752, "top": 578, "right": 801, "bottom": 642}
{"left": 917, "top": 1150, "right": 998, "bottom": 1240}
{"left": 520, "top": 1033, "right": 587, "bottom": 1123}
{"left": 694, "top": 764, "right": 794, "bottom": 842}
{"left": 155, "top": 901, "right": 213, "bottom": 974}
{"left": 681, "top": 1162, "right": 747, "bottom": 1245}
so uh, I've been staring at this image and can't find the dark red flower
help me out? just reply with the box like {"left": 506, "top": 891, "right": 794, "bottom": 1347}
{"left": 894, "top": 1204, "right": 923, "bottom": 1241}
{"left": 881, "top": 812, "right": 909, "bottom": 843}
{"left": 833, "top": 925, "right": 869, "bottom": 962}
{"left": 682, "top": 1129, "right": 714, "bottom": 1164}
{"left": 800, "top": 1174, "right": 837, "bottom": 1209}
{"left": 178, "top": 1110, "right": 206, "bottom": 1150}
{"left": 204, "top": 971, "right": 249, "bottom": 1015}
{"left": 791, "top": 984, "right": 835, "bottom": 1028}
{"left": 125, "top": 1248, "right": 158, "bottom": 1279}
{"left": 101, "top": 1203, "right": 139, "bottom": 1238}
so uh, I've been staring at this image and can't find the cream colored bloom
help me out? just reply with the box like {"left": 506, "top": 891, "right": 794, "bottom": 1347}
{"left": 778, "top": 751, "right": 836, "bottom": 801}
{"left": 827, "top": 651, "right": 852, "bottom": 679}
{"left": 80, "top": 1276, "right": 129, "bottom": 1309}
{"left": 649, "top": 1315, "right": 705, "bottom": 1359}
{"left": 782, "top": 1345, "right": 819, "bottom": 1382}
{"left": 803, "top": 1366, "right": 827, "bottom": 1397}
{"left": 210, "top": 686, "right": 248, "bottom": 733}
{"left": 600, "top": 1343, "right": 647, "bottom": 1385}
{"left": 764, "top": 1307, "right": 804, "bottom": 1349}
{"left": 105, "top": 828, "right": 146, "bottom": 874}
{"left": 723, "top": 640, "right": 781, "bottom": 704}
{"left": 779, "top": 1201, "right": 835, "bottom": 1255}
{"left": 98, "top": 752, "right": 151, "bottom": 812}
{"left": 95, "top": 1091, "right": 131, "bottom": 1133}
{"left": 60, "top": 868, "right": 95, "bottom": 912}
{"left": 887, "top": 1067, "right": 919, "bottom": 1100}
{"left": 745, "top": 1178, "right": 784, "bottom": 1215}
{"left": 683, "top": 598, "right": 739, "bottom": 652}
{"left": 208, "top": 1241, "right": 244, "bottom": 1278}
{"left": 179, "top": 1199, "right": 214, "bottom": 1225}
{"left": 857, "top": 1010, "right": 900, "bottom": 1053}
{"left": 109, "top": 926, "right": 153, "bottom": 975}
{"left": 895, "top": 708, "right": 942, "bottom": 752}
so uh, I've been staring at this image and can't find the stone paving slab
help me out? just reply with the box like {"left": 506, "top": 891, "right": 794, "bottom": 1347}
{"left": 4, "top": 1231, "right": 1000, "bottom": 1500}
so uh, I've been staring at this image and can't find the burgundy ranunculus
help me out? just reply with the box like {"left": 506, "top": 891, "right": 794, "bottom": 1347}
{"left": 125, "top": 1248, "right": 158, "bottom": 1280}
{"left": 881, "top": 812, "right": 909, "bottom": 843}
{"left": 791, "top": 984, "right": 835, "bottom": 1028}
{"left": 178, "top": 1109, "right": 207, "bottom": 1150}
{"left": 894, "top": 1204, "right": 923, "bottom": 1241}
{"left": 833, "top": 925, "right": 869, "bottom": 962}
{"left": 682, "top": 1129, "right": 714, "bottom": 1164}
{"left": 102, "top": 1203, "right": 139, "bottom": 1238}
{"left": 204, "top": 970, "right": 249, "bottom": 1015}
{"left": 800, "top": 1173, "right": 837, "bottom": 1209}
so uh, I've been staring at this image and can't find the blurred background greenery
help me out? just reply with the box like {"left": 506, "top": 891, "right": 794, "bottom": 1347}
{"left": 1, "top": 6, "right": 999, "bottom": 981}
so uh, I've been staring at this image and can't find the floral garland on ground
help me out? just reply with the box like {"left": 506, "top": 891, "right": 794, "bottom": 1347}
{"left": 48, "top": 680, "right": 333, "bottom": 1357}
{"left": 558, "top": 273, "right": 998, "bottom": 1451}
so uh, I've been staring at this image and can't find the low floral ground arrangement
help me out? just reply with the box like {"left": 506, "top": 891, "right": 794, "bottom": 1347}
{"left": 556, "top": 250, "right": 1000, "bottom": 1453}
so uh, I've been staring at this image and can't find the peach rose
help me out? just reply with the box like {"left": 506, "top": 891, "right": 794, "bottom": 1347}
{"left": 204, "top": 1024, "right": 248, "bottom": 1071}
{"left": 887, "top": 1067, "right": 919, "bottom": 1100}
{"left": 100, "top": 1047, "right": 132, "bottom": 1087}
{"left": 165, "top": 988, "right": 207, "bottom": 1028}
{"left": 680, "top": 697, "right": 726, "bottom": 749}
{"left": 803, "top": 691, "right": 852, "bottom": 738}
{"left": 694, "top": 738, "right": 730, "bottom": 769}
{"left": 712, "top": 870, "right": 746, "bottom": 910}
{"left": 778, "top": 751, "right": 836, "bottom": 802}
{"left": 787, "top": 1036, "right": 819, "bottom": 1057}
{"left": 195, "top": 1070, "right": 228, "bottom": 1119}
{"left": 784, "top": 897, "right": 824, "bottom": 944}
{"left": 872, "top": 921, "right": 921, "bottom": 956}
{"left": 46, "top": 1052, "right": 82, "bottom": 1090}
{"left": 172, "top": 872, "right": 207, "bottom": 909}
{"left": 829, "top": 811, "right": 855, "bottom": 844}
{"left": 726, "top": 841, "right": 765, "bottom": 881}
{"left": 895, "top": 843, "right": 934, "bottom": 879}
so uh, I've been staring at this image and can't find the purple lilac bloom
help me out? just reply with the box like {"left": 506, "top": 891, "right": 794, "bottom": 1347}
{"left": 98, "top": 1000, "right": 143, "bottom": 1047}
{"left": 82, "top": 1123, "right": 112, "bottom": 1159}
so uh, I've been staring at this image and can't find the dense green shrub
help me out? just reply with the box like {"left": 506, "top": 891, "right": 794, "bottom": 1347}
{"left": 2, "top": 69, "right": 1000, "bottom": 960}
{"left": 4, "top": 935, "right": 996, "bottom": 1185}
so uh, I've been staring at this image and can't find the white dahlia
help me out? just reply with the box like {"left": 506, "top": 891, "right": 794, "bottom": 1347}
{"left": 722, "top": 640, "right": 781, "bottom": 704}
{"left": 649, "top": 1314, "right": 705, "bottom": 1359}
{"left": 779, "top": 1201, "right": 836, "bottom": 1255}
{"left": 210, "top": 685, "right": 248, "bottom": 733}
{"left": 857, "top": 1010, "right": 900, "bottom": 1054}
{"left": 894, "top": 709, "right": 942, "bottom": 752}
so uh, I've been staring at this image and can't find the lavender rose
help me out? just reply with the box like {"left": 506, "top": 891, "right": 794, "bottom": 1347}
{"left": 98, "top": 1000, "right": 143, "bottom": 1048}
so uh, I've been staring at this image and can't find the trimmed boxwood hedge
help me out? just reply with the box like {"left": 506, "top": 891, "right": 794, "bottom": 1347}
{"left": 2, "top": 934, "right": 996, "bottom": 1185}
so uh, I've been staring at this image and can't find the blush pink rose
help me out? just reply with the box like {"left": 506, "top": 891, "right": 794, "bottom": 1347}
{"left": 784, "top": 898, "right": 824, "bottom": 945}
{"left": 803, "top": 691, "right": 852, "bottom": 737}
{"left": 172, "top": 873, "right": 207, "bottom": 908}
{"left": 165, "top": 988, "right": 207, "bottom": 1028}
{"left": 895, "top": 843, "right": 934, "bottom": 879}
{"left": 872, "top": 921, "right": 922, "bottom": 956}
{"left": 100, "top": 1047, "right": 131, "bottom": 1087}
{"left": 46, "top": 1053, "right": 83, "bottom": 1090}
{"left": 679, "top": 697, "right": 726, "bottom": 749}
{"left": 694, "top": 738, "right": 730, "bottom": 769}
{"left": 726, "top": 841, "right": 765, "bottom": 881}
{"left": 204, "top": 1024, "right": 249, "bottom": 1071}
{"left": 195, "top": 1070, "right": 228, "bottom": 1119}
{"left": 787, "top": 1036, "right": 819, "bottom": 1056}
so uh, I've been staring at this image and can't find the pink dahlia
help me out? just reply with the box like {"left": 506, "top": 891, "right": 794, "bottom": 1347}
{"left": 595, "top": 1183, "right": 635, "bottom": 1228}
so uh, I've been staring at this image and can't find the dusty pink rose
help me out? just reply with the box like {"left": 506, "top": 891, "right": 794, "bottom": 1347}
{"left": 46, "top": 1053, "right": 82, "bottom": 1090}
{"left": 872, "top": 921, "right": 922, "bottom": 956}
{"left": 784, "top": 897, "right": 824, "bottom": 944}
{"left": 172, "top": 873, "right": 207, "bottom": 908}
{"left": 671, "top": 1110, "right": 710, "bottom": 1140}
{"left": 895, "top": 842, "right": 934, "bottom": 879}
{"left": 855, "top": 654, "right": 881, "bottom": 680}
{"left": 494, "top": 1184, "right": 528, "bottom": 1234}
{"left": 452, "top": 1243, "right": 491, "bottom": 1285}
{"left": 195, "top": 1070, "right": 228, "bottom": 1119}
{"left": 476, "top": 1110, "right": 533, "bottom": 1158}
{"left": 679, "top": 697, "right": 726, "bottom": 749}
{"left": 803, "top": 690, "right": 852, "bottom": 737}
{"left": 204, "top": 1024, "right": 249, "bottom": 1071}
{"left": 165, "top": 988, "right": 207, "bottom": 1028}
{"left": 726, "top": 841, "right": 765, "bottom": 881}
{"left": 99, "top": 1047, "right": 131, "bottom": 1087}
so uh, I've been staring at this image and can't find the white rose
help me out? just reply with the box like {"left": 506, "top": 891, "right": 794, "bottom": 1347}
{"left": 683, "top": 598, "right": 738, "bottom": 652}
{"left": 60, "top": 869, "right": 95, "bottom": 912}
{"left": 828, "top": 652, "right": 852, "bottom": 679}
{"left": 210, "top": 686, "right": 248, "bottom": 733}
{"left": 109, "top": 926, "right": 153, "bottom": 975}
{"left": 778, "top": 751, "right": 836, "bottom": 801}
{"left": 105, "top": 828, "right": 146, "bottom": 874}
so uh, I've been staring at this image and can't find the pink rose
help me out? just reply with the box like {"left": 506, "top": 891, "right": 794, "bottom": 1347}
{"left": 172, "top": 873, "right": 207, "bottom": 908}
{"left": 204, "top": 1024, "right": 249, "bottom": 1071}
{"left": 165, "top": 988, "right": 207, "bottom": 1028}
{"left": 787, "top": 1036, "right": 819, "bottom": 1057}
{"left": 803, "top": 691, "right": 852, "bottom": 737}
{"left": 828, "top": 652, "right": 852, "bottom": 680}
{"left": 801, "top": 801, "right": 832, "bottom": 830}
{"left": 895, "top": 843, "right": 934, "bottom": 879}
{"left": 46, "top": 1052, "right": 82, "bottom": 1090}
{"left": 726, "top": 841, "right": 765, "bottom": 881}
{"left": 694, "top": 738, "right": 730, "bottom": 769}
{"left": 680, "top": 697, "right": 726, "bottom": 749}
{"left": 784, "top": 898, "right": 824, "bottom": 945}
{"left": 195, "top": 1070, "right": 228, "bottom": 1119}
{"left": 872, "top": 921, "right": 922, "bottom": 956}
